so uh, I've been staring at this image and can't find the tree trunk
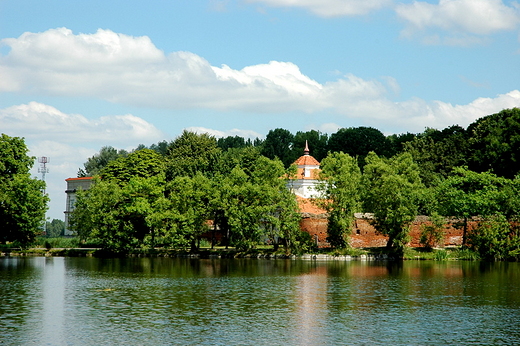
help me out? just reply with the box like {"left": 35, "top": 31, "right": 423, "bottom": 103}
{"left": 190, "top": 239, "right": 198, "bottom": 253}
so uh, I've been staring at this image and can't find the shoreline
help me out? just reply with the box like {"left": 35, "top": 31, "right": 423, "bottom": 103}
{"left": 0, "top": 247, "right": 474, "bottom": 261}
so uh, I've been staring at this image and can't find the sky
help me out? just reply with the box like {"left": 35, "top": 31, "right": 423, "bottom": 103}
{"left": 1, "top": 0, "right": 520, "bottom": 221}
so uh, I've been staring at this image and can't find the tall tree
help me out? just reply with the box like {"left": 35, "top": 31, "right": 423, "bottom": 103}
{"left": 292, "top": 130, "right": 328, "bottom": 163}
{"left": 101, "top": 149, "right": 165, "bottom": 185}
{"left": 45, "top": 219, "right": 65, "bottom": 237}
{"left": 157, "top": 173, "right": 212, "bottom": 251}
{"left": 362, "top": 152, "right": 423, "bottom": 256}
{"left": 317, "top": 152, "right": 362, "bottom": 248}
{"left": 70, "top": 175, "right": 165, "bottom": 252}
{"left": 385, "top": 132, "right": 416, "bottom": 157}
{"left": 468, "top": 108, "right": 520, "bottom": 179}
{"left": 78, "top": 146, "right": 128, "bottom": 177}
{"left": 149, "top": 140, "right": 170, "bottom": 156}
{"left": 435, "top": 167, "right": 518, "bottom": 244}
{"left": 260, "top": 128, "right": 295, "bottom": 168}
{"left": 211, "top": 155, "right": 301, "bottom": 251}
{"left": 217, "top": 136, "right": 247, "bottom": 151}
{"left": 166, "top": 130, "right": 221, "bottom": 179}
{"left": 404, "top": 125, "right": 469, "bottom": 187}
{"left": 0, "top": 134, "right": 48, "bottom": 246}
{"left": 327, "top": 127, "right": 388, "bottom": 166}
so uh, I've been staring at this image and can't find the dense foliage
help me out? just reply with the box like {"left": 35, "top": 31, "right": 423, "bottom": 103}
{"left": 317, "top": 152, "right": 361, "bottom": 248}
{"left": 71, "top": 133, "right": 307, "bottom": 254}
{"left": 0, "top": 134, "right": 48, "bottom": 246}
{"left": 45, "top": 219, "right": 65, "bottom": 237}
{"left": 71, "top": 108, "right": 520, "bottom": 259}
{"left": 362, "top": 152, "right": 423, "bottom": 256}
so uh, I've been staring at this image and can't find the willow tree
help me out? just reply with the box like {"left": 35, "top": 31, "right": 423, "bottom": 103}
{"left": 317, "top": 152, "right": 362, "bottom": 248}
{"left": 362, "top": 152, "right": 423, "bottom": 256}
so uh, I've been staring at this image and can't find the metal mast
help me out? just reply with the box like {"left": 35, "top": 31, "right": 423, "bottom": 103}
{"left": 38, "top": 157, "right": 50, "bottom": 234}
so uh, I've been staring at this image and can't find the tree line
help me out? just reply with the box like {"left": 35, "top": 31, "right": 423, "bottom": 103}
{"left": 2, "top": 108, "right": 520, "bottom": 259}
{"left": 69, "top": 108, "right": 520, "bottom": 258}
{"left": 71, "top": 132, "right": 307, "bottom": 253}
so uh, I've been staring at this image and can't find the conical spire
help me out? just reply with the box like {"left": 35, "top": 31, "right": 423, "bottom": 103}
{"left": 304, "top": 140, "right": 310, "bottom": 156}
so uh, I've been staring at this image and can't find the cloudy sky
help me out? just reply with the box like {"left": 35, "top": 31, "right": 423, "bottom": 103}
{"left": 1, "top": 0, "right": 520, "bottom": 221}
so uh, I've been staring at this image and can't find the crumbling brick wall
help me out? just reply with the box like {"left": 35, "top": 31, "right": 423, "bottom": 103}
{"left": 301, "top": 214, "right": 474, "bottom": 248}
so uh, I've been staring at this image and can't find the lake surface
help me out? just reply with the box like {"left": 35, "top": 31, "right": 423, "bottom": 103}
{"left": 1, "top": 257, "right": 520, "bottom": 346}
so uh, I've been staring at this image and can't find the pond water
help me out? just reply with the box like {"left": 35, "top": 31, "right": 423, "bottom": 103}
{"left": 1, "top": 257, "right": 520, "bottom": 345}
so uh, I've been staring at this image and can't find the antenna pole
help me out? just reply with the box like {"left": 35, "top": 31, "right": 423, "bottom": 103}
{"left": 38, "top": 157, "right": 50, "bottom": 235}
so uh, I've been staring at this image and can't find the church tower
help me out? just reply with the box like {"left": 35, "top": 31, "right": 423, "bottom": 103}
{"left": 287, "top": 141, "right": 321, "bottom": 199}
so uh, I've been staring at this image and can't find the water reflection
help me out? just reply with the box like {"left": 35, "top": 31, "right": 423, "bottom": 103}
{"left": 1, "top": 257, "right": 520, "bottom": 345}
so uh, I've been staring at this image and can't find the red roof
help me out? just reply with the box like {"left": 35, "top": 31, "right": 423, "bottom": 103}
{"left": 293, "top": 154, "right": 320, "bottom": 166}
{"left": 65, "top": 177, "right": 94, "bottom": 181}
{"left": 296, "top": 196, "right": 327, "bottom": 214}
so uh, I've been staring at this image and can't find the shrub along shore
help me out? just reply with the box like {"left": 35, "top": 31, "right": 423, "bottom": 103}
{"left": 0, "top": 241, "right": 480, "bottom": 261}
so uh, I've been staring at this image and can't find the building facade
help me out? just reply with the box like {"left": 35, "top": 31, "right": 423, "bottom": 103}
{"left": 64, "top": 177, "right": 93, "bottom": 235}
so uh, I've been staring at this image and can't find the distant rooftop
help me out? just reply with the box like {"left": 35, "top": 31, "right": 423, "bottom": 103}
{"left": 65, "top": 177, "right": 93, "bottom": 181}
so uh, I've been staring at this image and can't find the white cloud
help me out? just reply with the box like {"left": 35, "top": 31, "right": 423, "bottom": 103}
{"left": 184, "top": 126, "right": 263, "bottom": 139}
{"left": 1, "top": 28, "right": 520, "bottom": 136}
{"left": 355, "top": 90, "right": 520, "bottom": 133}
{"left": 307, "top": 122, "right": 342, "bottom": 134}
{"left": 244, "top": 0, "right": 392, "bottom": 17}
{"left": 0, "top": 28, "right": 325, "bottom": 112}
{"left": 0, "top": 102, "right": 164, "bottom": 145}
{"left": 396, "top": 0, "right": 520, "bottom": 44}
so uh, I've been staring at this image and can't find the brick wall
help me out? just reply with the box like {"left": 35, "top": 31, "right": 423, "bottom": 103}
{"left": 301, "top": 214, "right": 477, "bottom": 248}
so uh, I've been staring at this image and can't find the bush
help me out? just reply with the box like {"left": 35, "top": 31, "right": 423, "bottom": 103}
{"left": 454, "top": 247, "right": 480, "bottom": 261}
{"left": 35, "top": 237, "right": 81, "bottom": 249}
{"left": 420, "top": 212, "right": 445, "bottom": 250}
{"left": 433, "top": 249, "right": 449, "bottom": 261}
{"left": 468, "top": 215, "right": 520, "bottom": 261}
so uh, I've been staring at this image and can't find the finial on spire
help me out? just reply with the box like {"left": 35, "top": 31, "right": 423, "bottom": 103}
{"left": 304, "top": 140, "right": 310, "bottom": 155}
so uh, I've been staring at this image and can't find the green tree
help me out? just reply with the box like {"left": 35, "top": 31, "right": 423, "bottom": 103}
{"left": 317, "top": 152, "right": 362, "bottom": 248}
{"left": 70, "top": 175, "right": 165, "bottom": 252}
{"left": 156, "top": 173, "right": 212, "bottom": 251}
{"left": 45, "top": 219, "right": 65, "bottom": 237}
{"left": 468, "top": 108, "right": 520, "bottom": 179}
{"left": 385, "top": 132, "right": 416, "bottom": 157}
{"left": 214, "top": 166, "right": 265, "bottom": 250}
{"left": 217, "top": 136, "right": 249, "bottom": 151}
{"left": 73, "top": 148, "right": 166, "bottom": 252}
{"left": 260, "top": 128, "right": 295, "bottom": 168}
{"left": 78, "top": 146, "right": 128, "bottom": 177}
{"left": 327, "top": 127, "right": 388, "bottom": 165}
{"left": 419, "top": 212, "right": 445, "bottom": 250}
{"left": 149, "top": 140, "right": 170, "bottom": 156}
{"left": 362, "top": 152, "right": 423, "bottom": 256}
{"left": 166, "top": 130, "right": 221, "bottom": 179}
{"left": 0, "top": 134, "right": 48, "bottom": 246}
{"left": 211, "top": 155, "right": 301, "bottom": 252}
{"left": 468, "top": 214, "right": 520, "bottom": 261}
{"left": 404, "top": 126, "right": 469, "bottom": 187}
{"left": 292, "top": 130, "right": 328, "bottom": 162}
{"left": 101, "top": 149, "right": 165, "bottom": 184}
{"left": 435, "top": 167, "right": 516, "bottom": 244}
{"left": 214, "top": 146, "right": 262, "bottom": 177}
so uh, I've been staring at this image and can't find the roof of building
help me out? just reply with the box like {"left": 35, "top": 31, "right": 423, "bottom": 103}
{"left": 294, "top": 155, "right": 320, "bottom": 166}
{"left": 292, "top": 140, "right": 320, "bottom": 166}
{"left": 296, "top": 196, "right": 327, "bottom": 214}
{"left": 65, "top": 177, "right": 94, "bottom": 181}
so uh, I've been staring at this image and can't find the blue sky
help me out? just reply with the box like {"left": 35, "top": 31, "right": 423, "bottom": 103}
{"left": 1, "top": 0, "right": 520, "bottom": 220}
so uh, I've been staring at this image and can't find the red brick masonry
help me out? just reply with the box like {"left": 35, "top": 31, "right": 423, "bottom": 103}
{"left": 300, "top": 214, "right": 477, "bottom": 248}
